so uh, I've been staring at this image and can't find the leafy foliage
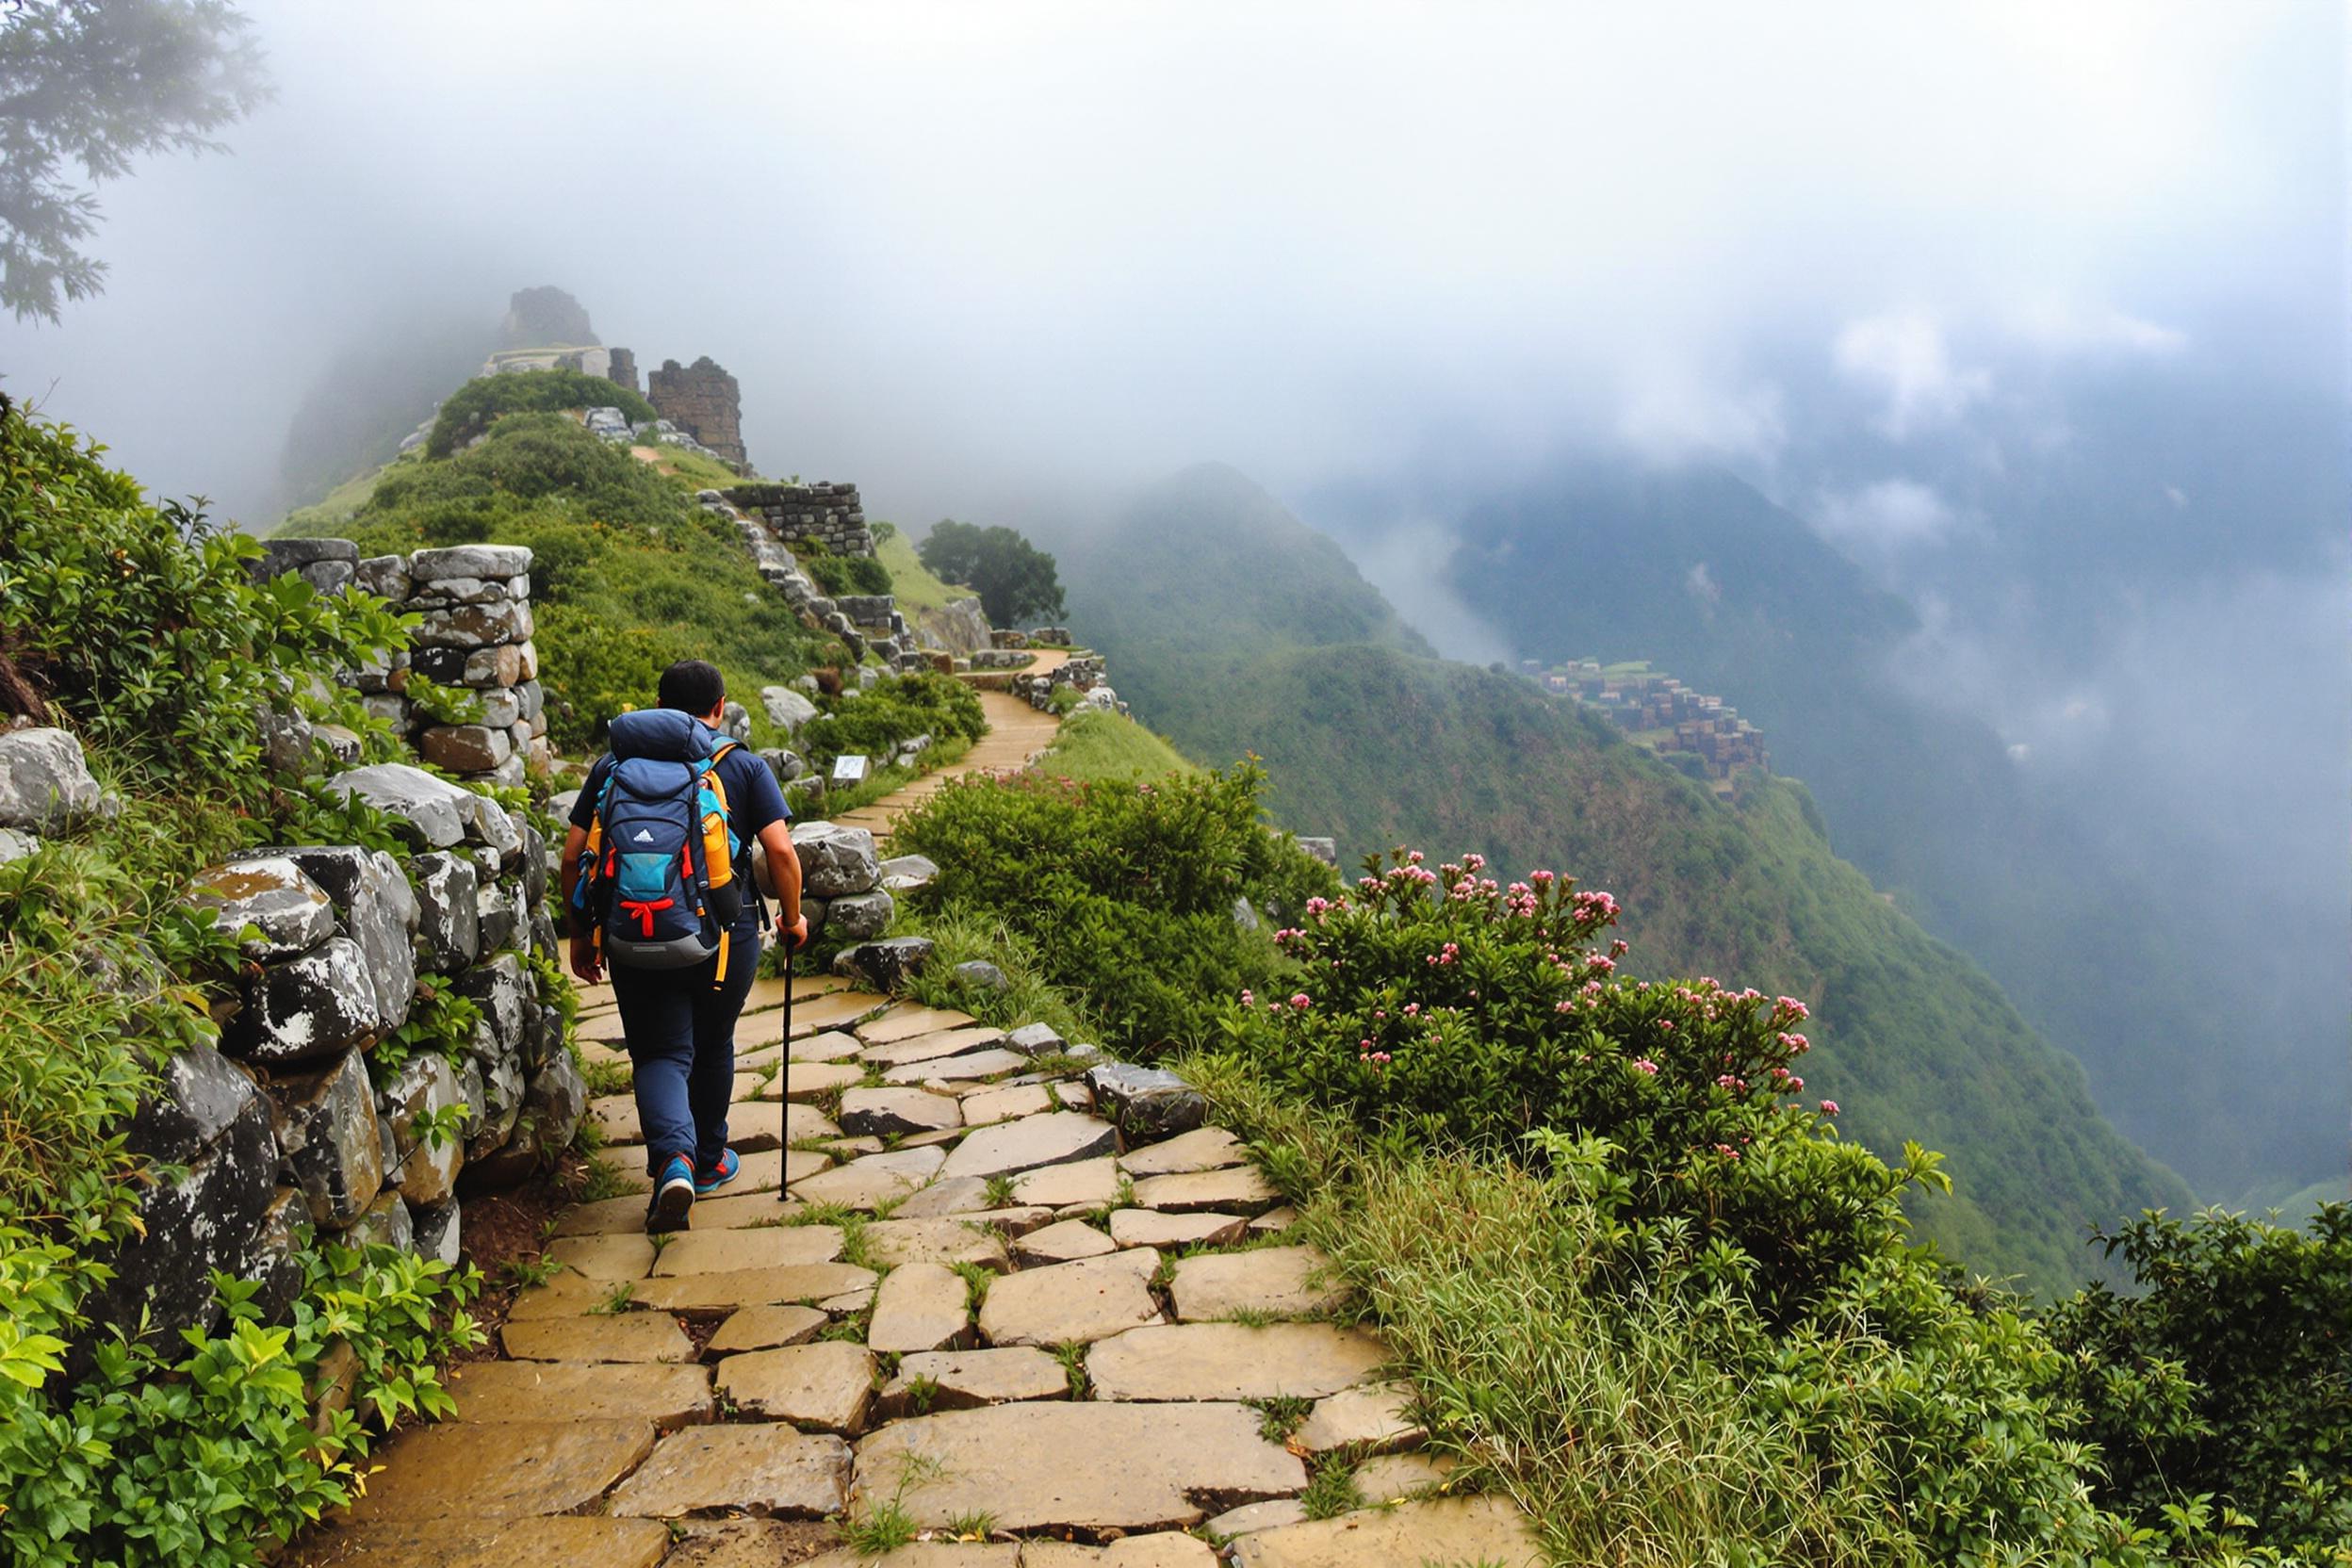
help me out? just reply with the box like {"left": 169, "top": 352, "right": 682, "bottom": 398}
{"left": 0, "top": 398, "right": 407, "bottom": 788}
{"left": 795, "top": 671, "right": 985, "bottom": 773}
{"left": 2041, "top": 1204, "right": 2352, "bottom": 1554}
{"left": 424, "top": 368, "right": 655, "bottom": 458}
{"left": 798, "top": 538, "right": 892, "bottom": 597}
{"left": 891, "top": 760, "right": 1338, "bottom": 1053}
{"left": 0, "top": 0, "right": 270, "bottom": 320}
{"left": 0, "top": 1239, "right": 481, "bottom": 1567}
{"left": 917, "top": 517, "right": 1067, "bottom": 627}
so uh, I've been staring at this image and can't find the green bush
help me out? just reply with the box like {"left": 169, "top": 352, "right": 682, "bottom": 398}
{"left": 424, "top": 368, "right": 654, "bottom": 458}
{"left": 2041, "top": 1204, "right": 2352, "bottom": 1555}
{"left": 798, "top": 540, "right": 892, "bottom": 597}
{"left": 796, "top": 671, "right": 986, "bottom": 771}
{"left": 890, "top": 760, "right": 1338, "bottom": 1053}
{"left": 917, "top": 518, "right": 1066, "bottom": 626}
{"left": 0, "top": 1239, "right": 481, "bottom": 1567}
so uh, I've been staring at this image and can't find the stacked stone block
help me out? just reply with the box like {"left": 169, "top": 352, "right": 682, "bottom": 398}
{"left": 1010, "top": 654, "right": 1114, "bottom": 713}
{"left": 722, "top": 482, "right": 874, "bottom": 558}
{"left": 701, "top": 491, "right": 935, "bottom": 675}
{"left": 346, "top": 544, "right": 551, "bottom": 787}
{"left": 790, "top": 821, "right": 895, "bottom": 944}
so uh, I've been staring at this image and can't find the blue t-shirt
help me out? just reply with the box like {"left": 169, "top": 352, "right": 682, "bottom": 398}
{"left": 572, "top": 743, "right": 790, "bottom": 924}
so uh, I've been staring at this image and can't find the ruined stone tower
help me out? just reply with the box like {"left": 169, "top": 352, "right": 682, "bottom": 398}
{"left": 647, "top": 355, "right": 747, "bottom": 471}
{"left": 605, "top": 347, "right": 639, "bottom": 397}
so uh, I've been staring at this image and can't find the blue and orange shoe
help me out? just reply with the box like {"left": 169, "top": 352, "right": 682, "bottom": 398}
{"left": 646, "top": 1152, "right": 695, "bottom": 1233}
{"left": 694, "top": 1147, "right": 741, "bottom": 1196}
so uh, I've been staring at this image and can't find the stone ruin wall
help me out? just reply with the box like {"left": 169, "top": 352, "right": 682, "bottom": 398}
{"left": 606, "top": 346, "right": 639, "bottom": 396}
{"left": 646, "top": 354, "right": 748, "bottom": 471}
{"left": 264, "top": 539, "right": 554, "bottom": 789}
{"left": 22, "top": 540, "right": 589, "bottom": 1353}
{"left": 721, "top": 482, "right": 874, "bottom": 558}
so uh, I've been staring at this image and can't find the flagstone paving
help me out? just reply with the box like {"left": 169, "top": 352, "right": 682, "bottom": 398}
{"left": 291, "top": 701, "right": 1541, "bottom": 1565}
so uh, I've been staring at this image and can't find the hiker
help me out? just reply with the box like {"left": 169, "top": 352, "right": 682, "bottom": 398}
{"left": 561, "top": 659, "right": 808, "bottom": 1233}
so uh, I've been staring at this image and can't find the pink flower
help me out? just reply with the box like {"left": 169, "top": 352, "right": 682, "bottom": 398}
{"left": 1819, "top": 1100, "right": 1839, "bottom": 1116}
{"left": 1239, "top": 989, "right": 1253, "bottom": 1005}
{"left": 1530, "top": 869, "right": 1556, "bottom": 884}
{"left": 1407, "top": 850, "right": 1425, "bottom": 864}
{"left": 1630, "top": 1058, "right": 1658, "bottom": 1075}
{"left": 1289, "top": 993, "right": 1311, "bottom": 1010}
{"left": 1305, "top": 896, "right": 1331, "bottom": 917}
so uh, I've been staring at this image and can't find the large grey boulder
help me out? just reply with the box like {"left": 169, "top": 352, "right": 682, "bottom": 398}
{"left": 268, "top": 1051, "right": 385, "bottom": 1227}
{"left": 825, "top": 889, "right": 894, "bottom": 941}
{"left": 457, "top": 952, "right": 529, "bottom": 1056}
{"left": 255, "top": 537, "right": 358, "bottom": 595}
{"left": 345, "top": 1190, "right": 416, "bottom": 1253}
{"left": 0, "top": 727, "right": 103, "bottom": 833}
{"left": 378, "top": 1053, "right": 466, "bottom": 1205}
{"left": 718, "top": 701, "right": 752, "bottom": 743}
{"left": 272, "top": 845, "right": 418, "bottom": 1034}
{"left": 122, "top": 1043, "right": 259, "bottom": 1168}
{"left": 760, "top": 747, "right": 807, "bottom": 786}
{"left": 761, "top": 685, "right": 819, "bottom": 733}
{"left": 80, "top": 1083, "right": 279, "bottom": 1346}
{"left": 185, "top": 857, "right": 335, "bottom": 962}
{"left": 877, "top": 854, "right": 939, "bottom": 892}
{"left": 410, "top": 1200, "right": 461, "bottom": 1267}
{"left": 411, "top": 851, "right": 481, "bottom": 973}
{"left": 831, "top": 937, "right": 933, "bottom": 992}
{"left": 353, "top": 554, "right": 411, "bottom": 601}
{"left": 413, "top": 598, "right": 534, "bottom": 651}
{"left": 225, "top": 937, "right": 385, "bottom": 1065}
{"left": 419, "top": 723, "right": 512, "bottom": 773}
{"left": 465, "top": 1049, "right": 586, "bottom": 1189}
{"left": 1086, "top": 1063, "right": 1209, "bottom": 1140}
{"left": 329, "top": 762, "right": 474, "bottom": 850}
{"left": 466, "top": 1054, "right": 526, "bottom": 1163}
{"left": 792, "top": 822, "right": 881, "bottom": 898}
{"left": 410, "top": 543, "right": 531, "bottom": 582}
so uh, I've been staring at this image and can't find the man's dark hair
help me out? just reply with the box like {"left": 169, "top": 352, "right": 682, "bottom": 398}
{"left": 657, "top": 659, "right": 725, "bottom": 716}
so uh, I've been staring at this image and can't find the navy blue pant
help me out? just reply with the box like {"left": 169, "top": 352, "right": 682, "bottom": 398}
{"left": 611, "top": 922, "right": 761, "bottom": 1173}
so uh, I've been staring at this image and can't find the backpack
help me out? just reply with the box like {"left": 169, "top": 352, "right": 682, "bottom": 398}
{"left": 573, "top": 709, "right": 746, "bottom": 983}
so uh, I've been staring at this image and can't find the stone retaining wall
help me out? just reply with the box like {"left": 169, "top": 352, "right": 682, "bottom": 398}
{"left": 259, "top": 538, "right": 552, "bottom": 788}
{"left": 722, "top": 482, "right": 874, "bottom": 558}
{"left": 699, "top": 491, "right": 935, "bottom": 675}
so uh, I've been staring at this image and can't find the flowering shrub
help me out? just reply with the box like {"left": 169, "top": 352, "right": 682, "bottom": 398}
{"left": 1218, "top": 850, "right": 1943, "bottom": 1315}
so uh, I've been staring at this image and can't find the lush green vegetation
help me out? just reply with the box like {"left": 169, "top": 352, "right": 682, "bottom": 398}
{"left": 890, "top": 760, "right": 1337, "bottom": 1054}
{"left": 1031, "top": 709, "right": 1199, "bottom": 783}
{"left": 424, "top": 368, "right": 655, "bottom": 458}
{"left": 873, "top": 521, "right": 968, "bottom": 615}
{"left": 318, "top": 412, "right": 838, "bottom": 752}
{"left": 795, "top": 671, "right": 985, "bottom": 773}
{"left": 917, "top": 518, "right": 1067, "bottom": 627}
{"left": 798, "top": 536, "right": 893, "bottom": 597}
{"left": 0, "top": 400, "right": 484, "bottom": 1565}
{"left": 1054, "top": 466, "right": 2188, "bottom": 1287}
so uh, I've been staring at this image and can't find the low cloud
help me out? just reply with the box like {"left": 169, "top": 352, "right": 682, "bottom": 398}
{"left": 1616, "top": 370, "right": 1787, "bottom": 467}
{"left": 1833, "top": 313, "right": 1993, "bottom": 440}
{"left": 2010, "top": 299, "right": 2189, "bottom": 356}
{"left": 1812, "top": 479, "right": 1963, "bottom": 554}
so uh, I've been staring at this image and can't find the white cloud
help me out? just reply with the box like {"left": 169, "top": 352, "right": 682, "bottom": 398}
{"left": 1686, "top": 561, "right": 1722, "bottom": 603}
{"left": 1617, "top": 371, "right": 1786, "bottom": 466}
{"left": 2164, "top": 483, "right": 2190, "bottom": 509}
{"left": 1833, "top": 313, "right": 1992, "bottom": 439}
{"left": 1813, "top": 479, "right": 1962, "bottom": 552}
{"left": 2011, "top": 299, "right": 2189, "bottom": 355}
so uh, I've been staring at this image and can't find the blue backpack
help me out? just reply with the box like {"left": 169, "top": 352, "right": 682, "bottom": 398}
{"left": 574, "top": 710, "right": 745, "bottom": 981}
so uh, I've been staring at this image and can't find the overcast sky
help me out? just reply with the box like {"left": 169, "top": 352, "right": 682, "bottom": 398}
{"left": 2, "top": 1, "right": 2337, "bottom": 532}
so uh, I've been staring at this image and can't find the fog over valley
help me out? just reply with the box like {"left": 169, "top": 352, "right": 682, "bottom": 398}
{"left": 6, "top": 1, "right": 2343, "bottom": 1203}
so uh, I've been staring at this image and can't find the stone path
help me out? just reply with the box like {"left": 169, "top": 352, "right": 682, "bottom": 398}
{"left": 828, "top": 650, "right": 1070, "bottom": 842}
{"left": 294, "top": 686, "right": 1543, "bottom": 1566}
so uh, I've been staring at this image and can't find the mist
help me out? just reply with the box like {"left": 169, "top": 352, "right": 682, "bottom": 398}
{"left": 4, "top": 1, "right": 2343, "bottom": 1195}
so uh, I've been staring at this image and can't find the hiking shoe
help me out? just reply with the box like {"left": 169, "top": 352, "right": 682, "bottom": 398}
{"left": 646, "top": 1153, "right": 695, "bottom": 1233}
{"left": 694, "top": 1147, "right": 741, "bottom": 1196}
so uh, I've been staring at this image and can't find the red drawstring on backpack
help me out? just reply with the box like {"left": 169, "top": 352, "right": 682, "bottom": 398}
{"left": 617, "top": 896, "right": 674, "bottom": 937}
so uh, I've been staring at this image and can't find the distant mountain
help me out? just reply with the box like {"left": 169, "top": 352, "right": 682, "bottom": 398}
{"left": 1057, "top": 465, "right": 2191, "bottom": 1288}
{"left": 1311, "top": 460, "right": 2329, "bottom": 1200}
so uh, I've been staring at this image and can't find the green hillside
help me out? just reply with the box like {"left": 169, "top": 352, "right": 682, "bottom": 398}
{"left": 1059, "top": 467, "right": 2190, "bottom": 1287}
{"left": 1415, "top": 464, "right": 2328, "bottom": 1201}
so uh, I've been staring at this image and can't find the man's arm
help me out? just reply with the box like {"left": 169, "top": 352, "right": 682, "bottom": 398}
{"left": 759, "top": 821, "right": 807, "bottom": 948}
{"left": 560, "top": 824, "right": 599, "bottom": 984}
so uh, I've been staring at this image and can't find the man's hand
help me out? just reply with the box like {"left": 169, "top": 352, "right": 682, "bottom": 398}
{"left": 778, "top": 912, "right": 808, "bottom": 951}
{"left": 569, "top": 936, "right": 602, "bottom": 986}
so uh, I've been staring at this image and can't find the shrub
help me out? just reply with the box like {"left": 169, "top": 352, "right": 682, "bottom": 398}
{"left": 796, "top": 671, "right": 986, "bottom": 770}
{"left": 2040, "top": 1204, "right": 2352, "bottom": 1555}
{"left": 890, "top": 760, "right": 1338, "bottom": 1052}
{"left": 799, "top": 540, "right": 892, "bottom": 597}
{"left": 917, "top": 518, "right": 1066, "bottom": 626}
{"left": 424, "top": 368, "right": 655, "bottom": 457}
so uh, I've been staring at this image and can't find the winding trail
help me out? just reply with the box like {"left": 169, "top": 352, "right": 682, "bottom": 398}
{"left": 830, "top": 649, "right": 1070, "bottom": 843}
{"left": 291, "top": 670, "right": 1541, "bottom": 1567}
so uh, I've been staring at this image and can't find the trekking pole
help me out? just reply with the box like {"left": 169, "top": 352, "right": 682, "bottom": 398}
{"left": 777, "top": 923, "right": 795, "bottom": 1200}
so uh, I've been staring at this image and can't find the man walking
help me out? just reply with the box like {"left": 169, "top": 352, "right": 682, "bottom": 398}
{"left": 563, "top": 660, "right": 808, "bottom": 1232}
